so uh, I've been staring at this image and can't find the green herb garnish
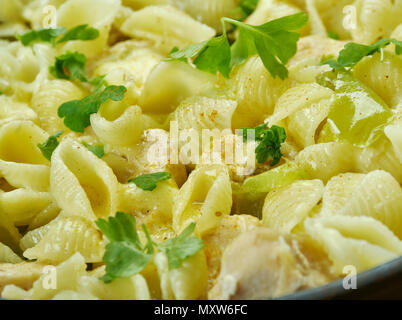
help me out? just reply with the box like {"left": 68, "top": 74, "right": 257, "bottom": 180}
{"left": 57, "top": 24, "right": 99, "bottom": 44}
{"left": 49, "top": 51, "right": 87, "bottom": 82}
{"left": 167, "top": 12, "right": 309, "bottom": 79}
{"left": 58, "top": 85, "right": 127, "bottom": 133}
{"left": 327, "top": 31, "right": 340, "bottom": 40}
{"left": 128, "top": 172, "right": 172, "bottom": 191}
{"left": 240, "top": 124, "right": 287, "bottom": 165}
{"left": 96, "top": 212, "right": 204, "bottom": 282}
{"left": 17, "top": 24, "right": 99, "bottom": 46}
{"left": 37, "top": 131, "right": 63, "bottom": 160}
{"left": 82, "top": 142, "right": 105, "bottom": 158}
{"left": 323, "top": 38, "right": 402, "bottom": 70}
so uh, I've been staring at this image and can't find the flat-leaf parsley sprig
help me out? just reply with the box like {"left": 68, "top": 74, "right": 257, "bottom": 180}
{"left": 37, "top": 130, "right": 63, "bottom": 160}
{"left": 58, "top": 83, "right": 127, "bottom": 133}
{"left": 322, "top": 38, "right": 402, "bottom": 71}
{"left": 240, "top": 124, "right": 287, "bottom": 165}
{"left": 129, "top": 172, "right": 172, "bottom": 191}
{"left": 96, "top": 212, "right": 204, "bottom": 283}
{"left": 167, "top": 12, "right": 309, "bottom": 79}
{"left": 17, "top": 24, "right": 99, "bottom": 46}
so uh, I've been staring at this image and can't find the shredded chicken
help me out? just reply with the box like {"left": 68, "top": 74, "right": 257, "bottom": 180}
{"left": 209, "top": 228, "right": 336, "bottom": 300}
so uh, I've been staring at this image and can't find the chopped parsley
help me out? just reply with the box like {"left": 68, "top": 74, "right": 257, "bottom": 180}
{"left": 323, "top": 38, "right": 402, "bottom": 70}
{"left": 82, "top": 142, "right": 105, "bottom": 158}
{"left": 49, "top": 51, "right": 87, "bottom": 82}
{"left": 128, "top": 172, "right": 172, "bottom": 191}
{"left": 240, "top": 124, "right": 287, "bottom": 165}
{"left": 37, "top": 131, "right": 63, "bottom": 160}
{"left": 167, "top": 12, "right": 309, "bottom": 79}
{"left": 58, "top": 85, "right": 127, "bottom": 133}
{"left": 96, "top": 212, "right": 204, "bottom": 283}
{"left": 17, "top": 24, "right": 99, "bottom": 46}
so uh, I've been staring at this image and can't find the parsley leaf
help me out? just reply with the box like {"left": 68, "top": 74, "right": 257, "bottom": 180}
{"left": 129, "top": 172, "right": 172, "bottom": 191}
{"left": 167, "top": 35, "right": 231, "bottom": 77}
{"left": 82, "top": 142, "right": 105, "bottom": 158}
{"left": 17, "top": 25, "right": 99, "bottom": 47}
{"left": 96, "top": 212, "right": 204, "bottom": 283}
{"left": 232, "top": 0, "right": 260, "bottom": 21}
{"left": 16, "top": 27, "right": 66, "bottom": 46}
{"left": 37, "top": 131, "right": 63, "bottom": 161}
{"left": 57, "top": 24, "right": 99, "bottom": 43}
{"left": 95, "top": 212, "right": 154, "bottom": 283}
{"left": 49, "top": 51, "right": 87, "bottom": 82}
{"left": 323, "top": 38, "right": 402, "bottom": 70}
{"left": 229, "top": 12, "right": 308, "bottom": 79}
{"left": 166, "top": 12, "right": 308, "bottom": 79}
{"left": 58, "top": 85, "right": 127, "bottom": 133}
{"left": 157, "top": 223, "right": 204, "bottom": 270}
{"left": 328, "top": 31, "right": 340, "bottom": 40}
{"left": 240, "top": 124, "right": 286, "bottom": 165}
{"left": 0, "top": 90, "right": 3, "bottom": 95}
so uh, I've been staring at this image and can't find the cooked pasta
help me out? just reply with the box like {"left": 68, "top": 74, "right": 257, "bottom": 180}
{"left": 0, "top": 0, "right": 401, "bottom": 301}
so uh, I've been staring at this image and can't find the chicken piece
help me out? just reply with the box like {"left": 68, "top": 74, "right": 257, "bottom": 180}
{"left": 0, "top": 262, "right": 46, "bottom": 293}
{"left": 209, "top": 228, "right": 335, "bottom": 300}
{"left": 202, "top": 214, "right": 261, "bottom": 291}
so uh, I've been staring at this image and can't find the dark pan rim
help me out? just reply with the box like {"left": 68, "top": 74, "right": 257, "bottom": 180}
{"left": 277, "top": 256, "right": 402, "bottom": 300}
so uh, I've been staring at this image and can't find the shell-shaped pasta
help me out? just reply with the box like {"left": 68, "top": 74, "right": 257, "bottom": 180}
{"left": 0, "top": 121, "right": 50, "bottom": 191}
{"left": 0, "top": 189, "right": 53, "bottom": 226}
{"left": 21, "top": 0, "right": 65, "bottom": 29}
{"left": 31, "top": 80, "right": 85, "bottom": 134}
{"left": 262, "top": 179, "right": 324, "bottom": 233}
{"left": 75, "top": 272, "right": 150, "bottom": 300}
{"left": 173, "top": 165, "right": 232, "bottom": 235}
{"left": 117, "top": 181, "right": 178, "bottom": 241}
{"left": 122, "top": 0, "right": 171, "bottom": 10}
{"left": 0, "top": 42, "right": 40, "bottom": 84}
{"left": 0, "top": 0, "right": 23, "bottom": 23}
{"left": 355, "top": 136, "right": 402, "bottom": 183}
{"left": 91, "top": 105, "right": 145, "bottom": 147}
{"left": 0, "top": 95, "right": 37, "bottom": 126}
{"left": 140, "top": 61, "right": 218, "bottom": 114}
{"left": 0, "top": 120, "right": 48, "bottom": 165}
{"left": 268, "top": 83, "right": 333, "bottom": 125}
{"left": 1, "top": 253, "right": 87, "bottom": 300}
{"left": 50, "top": 138, "right": 118, "bottom": 220}
{"left": 295, "top": 142, "right": 357, "bottom": 182}
{"left": 175, "top": 0, "right": 240, "bottom": 32}
{"left": 120, "top": 5, "right": 216, "bottom": 54}
{"left": 57, "top": 0, "right": 121, "bottom": 58}
{"left": 391, "top": 23, "right": 402, "bottom": 40}
{"left": 154, "top": 250, "right": 208, "bottom": 300}
{"left": 267, "top": 83, "right": 334, "bottom": 148}
{"left": 0, "top": 242, "right": 23, "bottom": 263}
{"left": 350, "top": 0, "right": 402, "bottom": 44}
{"left": 20, "top": 218, "right": 56, "bottom": 252}
{"left": 305, "top": 215, "right": 402, "bottom": 274}
{"left": 0, "top": 210, "right": 21, "bottom": 253}
{"left": 246, "top": 0, "right": 308, "bottom": 35}
{"left": 385, "top": 123, "right": 402, "bottom": 162}
{"left": 23, "top": 216, "right": 105, "bottom": 264}
{"left": 321, "top": 171, "right": 402, "bottom": 239}
{"left": 173, "top": 96, "right": 237, "bottom": 131}
{"left": 230, "top": 56, "right": 293, "bottom": 128}
{"left": 93, "top": 45, "right": 163, "bottom": 101}
{"left": 353, "top": 52, "right": 402, "bottom": 108}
